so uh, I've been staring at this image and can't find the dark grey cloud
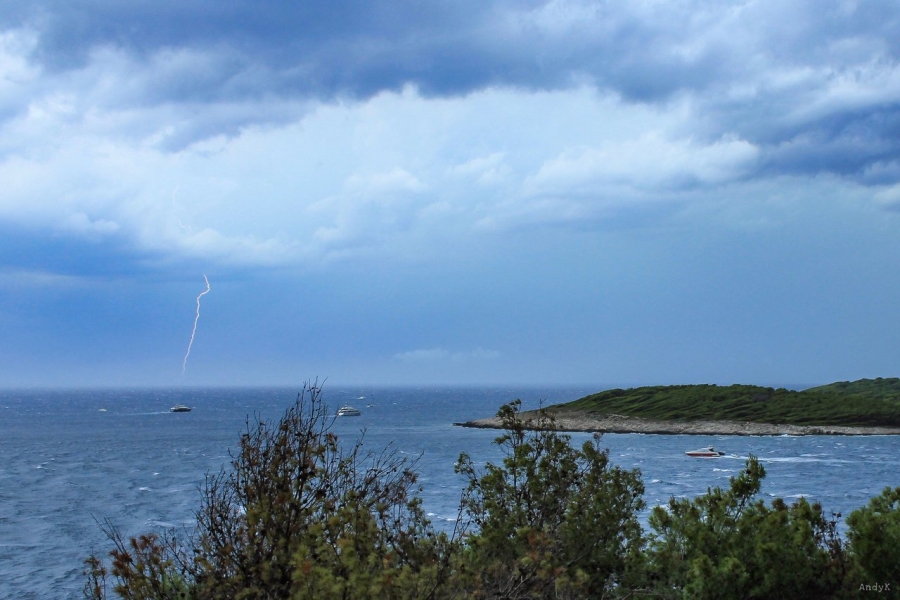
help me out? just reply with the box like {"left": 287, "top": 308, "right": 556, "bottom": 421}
{"left": 3, "top": 1, "right": 509, "bottom": 99}
{"left": 753, "top": 104, "right": 900, "bottom": 180}
{"left": 10, "top": 0, "right": 893, "bottom": 102}
{"left": 0, "top": 224, "right": 151, "bottom": 278}
{"left": 3, "top": 0, "right": 900, "bottom": 181}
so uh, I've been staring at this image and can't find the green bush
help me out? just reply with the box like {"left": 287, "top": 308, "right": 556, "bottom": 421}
{"left": 646, "top": 457, "right": 852, "bottom": 599}
{"left": 846, "top": 486, "right": 900, "bottom": 599}
{"left": 86, "top": 388, "right": 900, "bottom": 599}
{"left": 84, "top": 383, "right": 454, "bottom": 599}
{"left": 453, "top": 400, "right": 646, "bottom": 598}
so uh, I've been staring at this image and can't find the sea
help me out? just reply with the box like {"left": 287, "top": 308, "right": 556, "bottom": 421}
{"left": 2, "top": 385, "right": 898, "bottom": 599}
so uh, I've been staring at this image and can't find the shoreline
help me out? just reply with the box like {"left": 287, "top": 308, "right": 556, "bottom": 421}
{"left": 455, "top": 411, "right": 900, "bottom": 436}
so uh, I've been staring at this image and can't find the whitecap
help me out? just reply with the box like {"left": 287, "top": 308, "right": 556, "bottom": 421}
{"left": 762, "top": 457, "right": 854, "bottom": 464}
{"left": 147, "top": 520, "right": 177, "bottom": 528}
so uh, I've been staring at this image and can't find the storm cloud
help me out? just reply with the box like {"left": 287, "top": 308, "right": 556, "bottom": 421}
{"left": 2, "top": 1, "right": 900, "bottom": 386}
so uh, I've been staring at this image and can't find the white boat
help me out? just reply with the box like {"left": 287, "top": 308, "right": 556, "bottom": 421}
{"left": 337, "top": 405, "right": 361, "bottom": 417}
{"left": 170, "top": 404, "right": 192, "bottom": 413}
{"left": 685, "top": 446, "right": 725, "bottom": 458}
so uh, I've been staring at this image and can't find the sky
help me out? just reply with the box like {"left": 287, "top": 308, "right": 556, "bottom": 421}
{"left": 1, "top": 0, "right": 900, "bottom": 389}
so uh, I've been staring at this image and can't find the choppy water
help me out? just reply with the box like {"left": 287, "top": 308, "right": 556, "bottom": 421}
{"left": 2, "top": 386, "right": 898, "bottom": 599}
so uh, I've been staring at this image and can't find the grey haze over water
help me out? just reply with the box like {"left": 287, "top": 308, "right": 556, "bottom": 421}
{"left": 2, "top": 386, "right": 898, "bottom": 598}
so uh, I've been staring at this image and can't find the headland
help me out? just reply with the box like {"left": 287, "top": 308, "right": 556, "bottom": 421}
{"left": 456, "top": 378, "right": 900, "bottom": 436}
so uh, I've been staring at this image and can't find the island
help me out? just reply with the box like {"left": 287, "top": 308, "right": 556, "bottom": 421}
{"left": 457, "top": 378, "right": 900, "bottom": 435}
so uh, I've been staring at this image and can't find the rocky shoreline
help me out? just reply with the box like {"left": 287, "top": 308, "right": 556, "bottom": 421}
{"left": 455, "top": 411, "right": 900, "bottom": 436}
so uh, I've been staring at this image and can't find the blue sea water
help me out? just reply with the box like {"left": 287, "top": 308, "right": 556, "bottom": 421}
{"left": 1, "top": 385, "right": 898, "bottom": 599}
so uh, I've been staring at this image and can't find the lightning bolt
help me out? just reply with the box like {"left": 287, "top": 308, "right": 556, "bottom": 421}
{"left": 182, "top": 275, "right": 211, "bottom": 374}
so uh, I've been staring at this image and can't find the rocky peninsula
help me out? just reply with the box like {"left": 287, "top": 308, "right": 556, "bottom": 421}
{"left": 456, "top": 411, "right": 900, "bottom": 436}
{"left": 457, "top": 378, "right": 900, "bottom": 435}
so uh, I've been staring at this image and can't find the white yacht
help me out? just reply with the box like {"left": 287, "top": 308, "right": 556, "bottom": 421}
{"left": 685, "top": 446, "right": 725, "bottom": 458}
{"left": 337, "top": 405, "right": 361, "bottom": 417}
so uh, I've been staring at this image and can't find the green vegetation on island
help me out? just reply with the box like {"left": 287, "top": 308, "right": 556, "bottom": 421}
{"left": 84, "top": 386, "right": 900, "bottom": 599}
{"left": 549, "top": 378, "right": 900, "bottom": 428}
{"left": 805, "top": 376, "right": 900, "bottom": 400}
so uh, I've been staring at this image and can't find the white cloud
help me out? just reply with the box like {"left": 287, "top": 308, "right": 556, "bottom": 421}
{"left": 394, "top": 348, "right": 450, "bottom": 362}
{"left": 62, "top": 212, "right": 120, "bottom": 236}
{"left": 874, "top": 184, "right": 900, "bottom": 210}
{"left": 467, "top": 347, "right": 501, "bottom": 361}
{"left": 471, "top": 132, "right": 760, "bottom": 230}
{"left": 0, "top": 29, "right": 40, "bottom": 117}
{"left": 0, "top": 12, "right": 897, "bottom": 276}
{"left": 344, "top": 167, "right": 426, "bottom": 195}
{"left": 394, "top": 347, "right": 501, "bottom": 363}
{"left": 447, "top": 153, "right": 512, "bottom": 186}
{"left": 527, "top": 133, "right": 759, "bottom": 195}
{"left": 0, "top": 268, "right": 84, "bottom": 289}
{"left": 0, "top": 78, "right": 837, "bottom": 268}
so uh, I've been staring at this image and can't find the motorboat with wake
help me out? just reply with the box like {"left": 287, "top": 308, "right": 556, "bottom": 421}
{"left": 170, "top": 404, "right": 192, "bottom": 413}
{"left": 337, "top": 405, "right": 361, "bottom": 417}
{"left": 685, "top": 446, "right": 725, "bottom": 458}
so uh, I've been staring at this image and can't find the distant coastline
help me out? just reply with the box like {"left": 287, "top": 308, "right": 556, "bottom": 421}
{"left": 456, "top": 378, "right": 900, "bottom": 435}
{"left": 456, "top": 412, "right": 900, "bottom": 436}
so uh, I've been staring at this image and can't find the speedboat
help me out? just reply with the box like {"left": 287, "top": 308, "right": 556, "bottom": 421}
{"left": 685, "top": 446, "right": 725, "bottom": 458}
{"left": 337, "top": 405, "right": 361, "bottom": 417}
{"left": 170, "top": 404, "right": 192, "bottom": 413}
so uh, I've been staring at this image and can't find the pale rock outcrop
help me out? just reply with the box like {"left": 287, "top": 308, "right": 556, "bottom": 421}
{"left": 457, "top": 411, "right": 900, "bottom": 436}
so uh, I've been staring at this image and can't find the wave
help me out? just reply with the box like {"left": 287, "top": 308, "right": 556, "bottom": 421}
{"left": 761, "top": 457, "right": 855, "bottom": 464}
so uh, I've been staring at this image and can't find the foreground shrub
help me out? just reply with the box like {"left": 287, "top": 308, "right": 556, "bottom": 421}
{"left": 646, "top": 456, "right": 851, "bottom": 599}
{"left": 85, "top": 383, "right": 454, "bottom": 599}
{"left": 846, "top": 486, "right": 900, "bottom": 599}
{"left": 453, "top": 400, "right": 646, "bottom": 598}
{"left": 86, "top": 387, "right": 900, "bottom": 599}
